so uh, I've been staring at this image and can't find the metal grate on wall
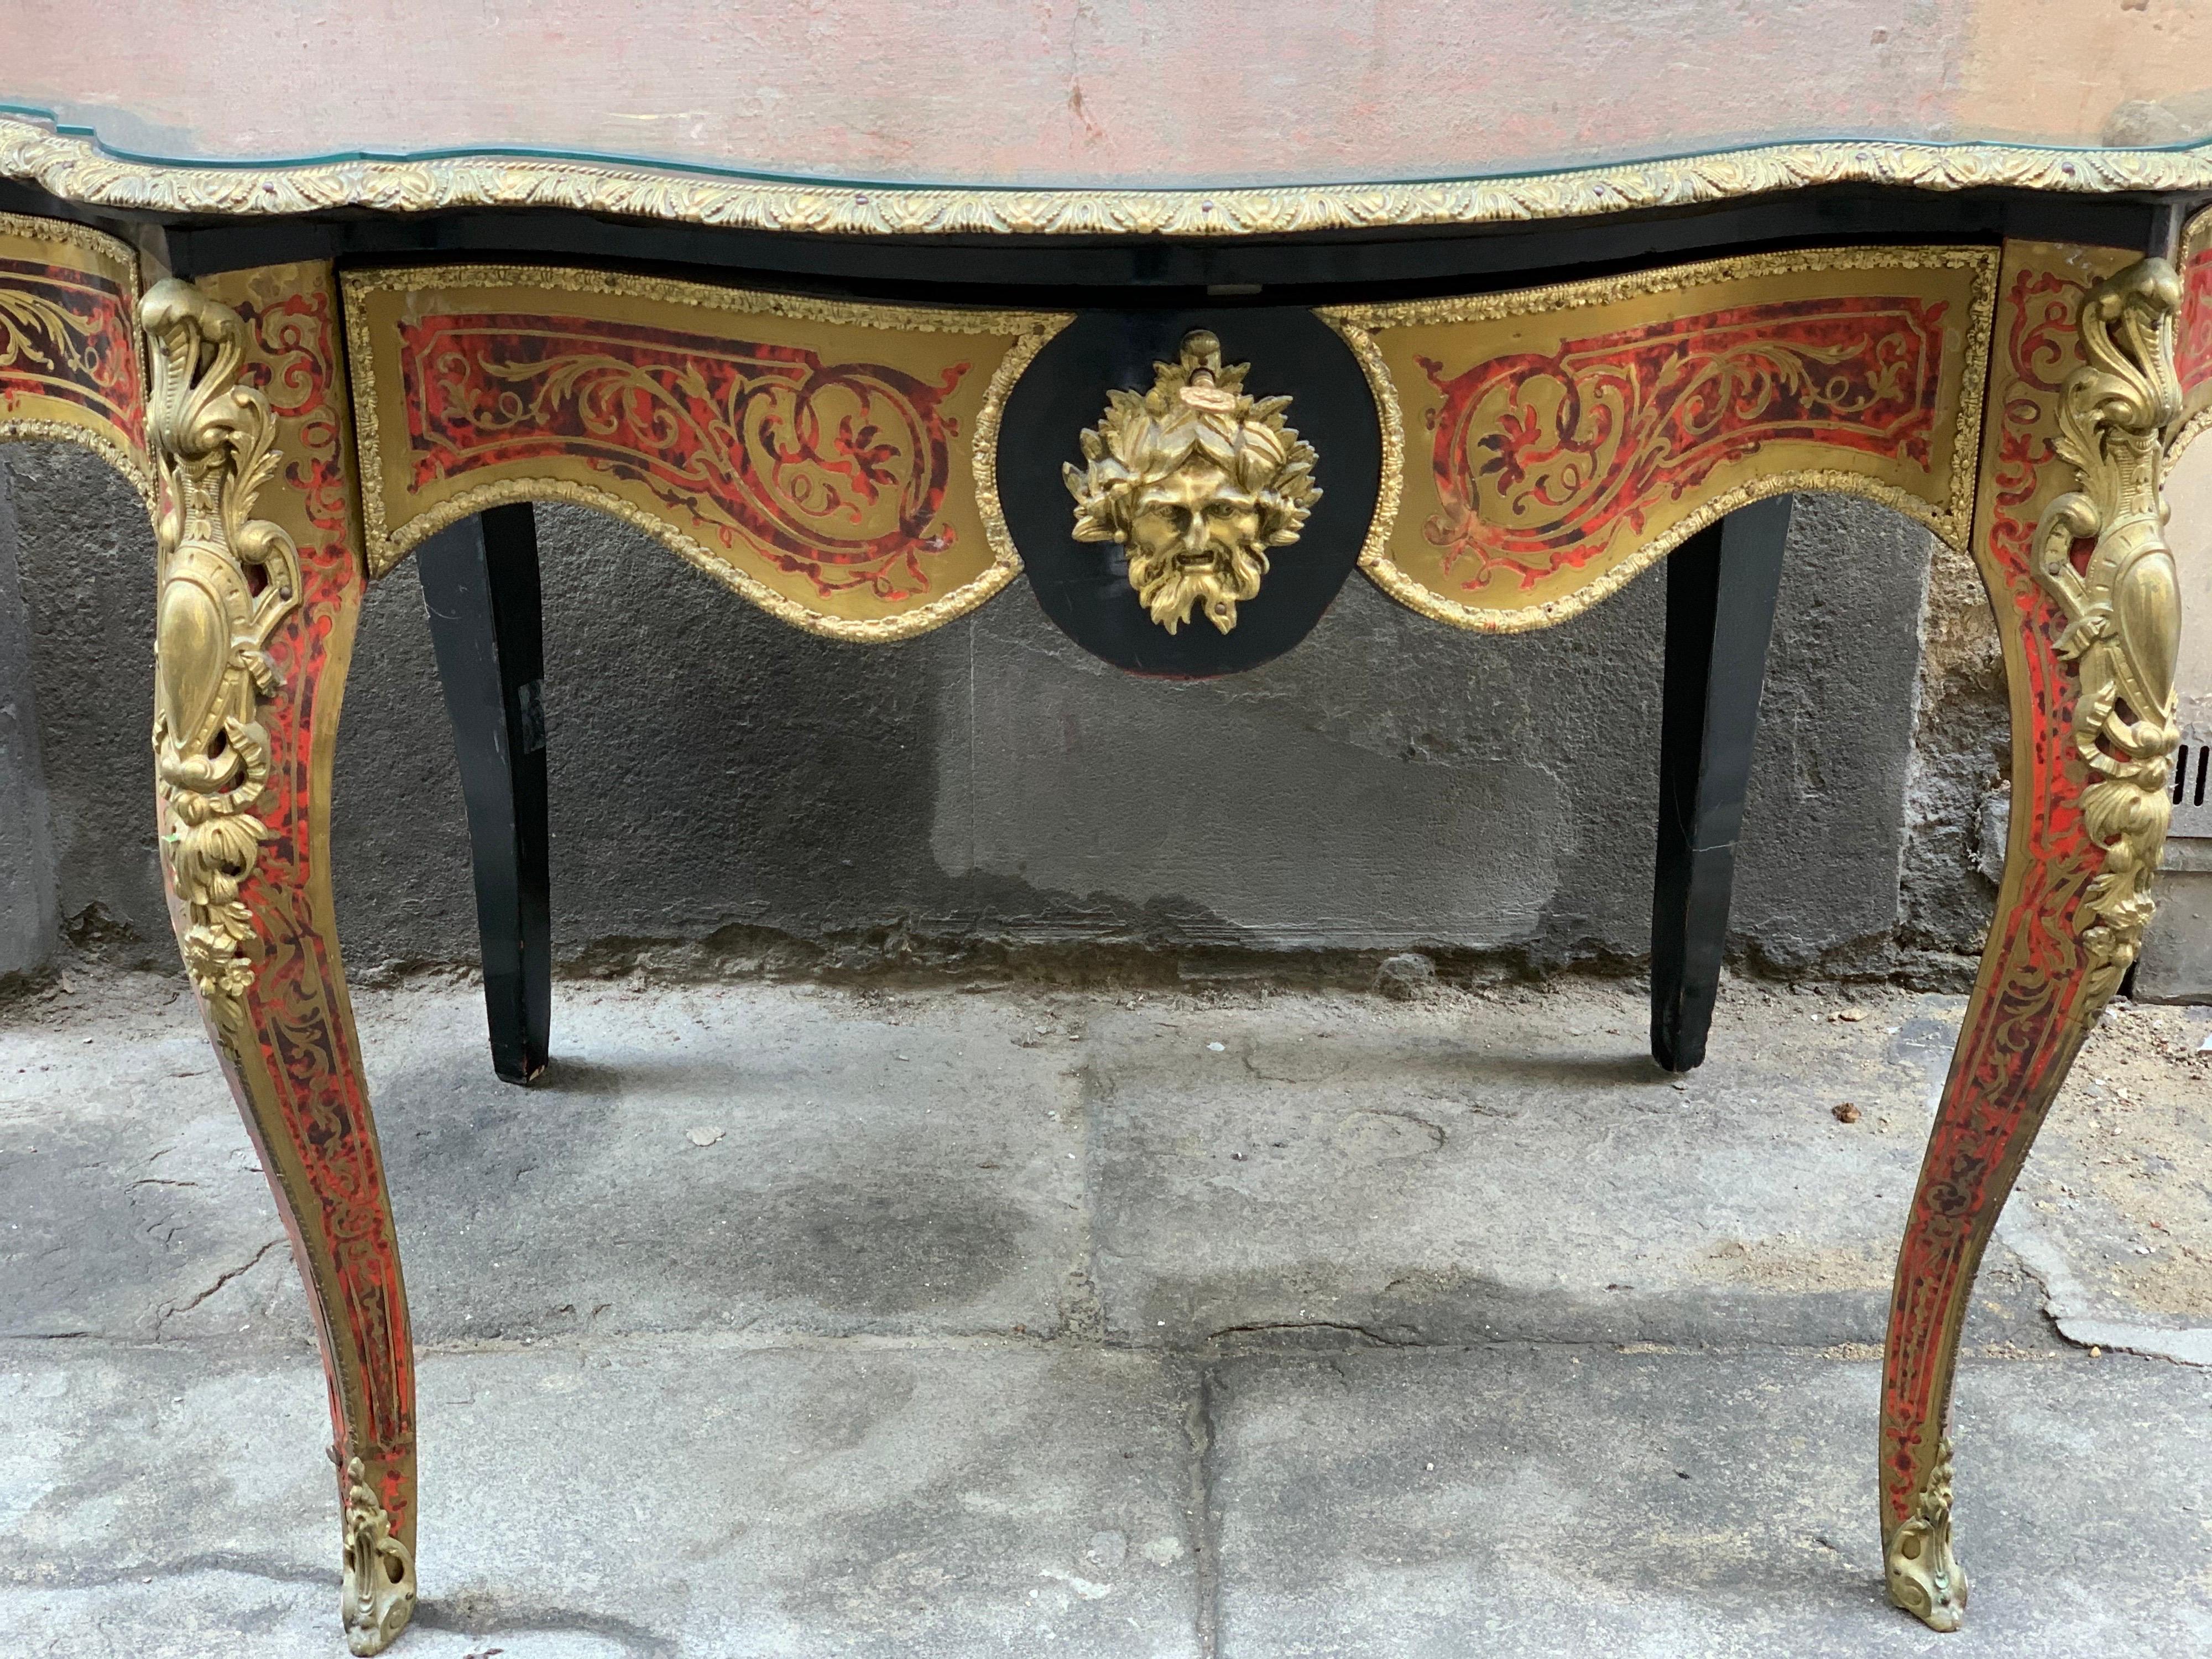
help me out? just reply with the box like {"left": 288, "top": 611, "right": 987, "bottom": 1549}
{"left": 2172, "top": 734, "right": 2212, "bottom": 839}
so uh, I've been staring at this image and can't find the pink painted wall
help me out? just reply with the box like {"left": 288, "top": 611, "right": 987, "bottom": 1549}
{"left": 4, "top": 1, "right": 2206, "bottom": 189}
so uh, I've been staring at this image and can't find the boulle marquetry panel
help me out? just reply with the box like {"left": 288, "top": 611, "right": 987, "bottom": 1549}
{"left": 343, "top": 265, "right": 1068, "bottom": 639}
{"left": 1326, "top": 246, "right": 1997, "bottom": 631}
{"left": 0, "top": 210, "right": 150, "bottom": 501}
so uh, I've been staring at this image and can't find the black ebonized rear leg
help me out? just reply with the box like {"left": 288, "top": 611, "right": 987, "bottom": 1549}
{"left": 1650, "top": 495, "right": 1791, "bottom": 1072}
{"left": 418, "top": 504, "right": 551, "bottom": 1085}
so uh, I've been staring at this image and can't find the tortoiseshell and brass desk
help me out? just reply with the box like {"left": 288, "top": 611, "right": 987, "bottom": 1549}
{"left": 3, "top": 84, "right": 2211, "bottom": 1653}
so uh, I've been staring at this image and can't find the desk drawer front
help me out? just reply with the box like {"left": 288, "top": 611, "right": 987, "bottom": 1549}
{"left": 0, "top": 211, "right": 151, "bottom": 504}
{"left": 1328, "top": 246, "right": 1997, "bottom": 632}
{"left": 345, "top": 265, "right": 1067, "bottom": 640}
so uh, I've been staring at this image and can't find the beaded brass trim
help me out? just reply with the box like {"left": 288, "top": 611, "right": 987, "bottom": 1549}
{"left": 4, "top": 113, "right": 2210, "bottom": 239}
{"left": 1324, "top": 245, "right": 1998, "bottom": 633}
{"left": 0, "top": 207, "right": 138, "bottom": 268}
{"left": 343, "top": 263, "right": 1068, "bottom": 640}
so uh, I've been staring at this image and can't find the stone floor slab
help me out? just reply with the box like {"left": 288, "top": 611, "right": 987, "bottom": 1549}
{"left": 1208, "top": 1344, "right": 2212, "bottom": 1658}
{"left": 1083, "top": 983, "right": 2048, "bottom": 1349}
{"left": 0, "top": 1337, "right": 1201, "bottom": 1658}
{"left": 0, "top": 977, "right": 1095, "bottom": 1347}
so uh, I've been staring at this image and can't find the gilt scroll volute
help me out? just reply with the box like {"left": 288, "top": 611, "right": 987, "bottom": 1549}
{"left": 142, "top": 278, "right": 305, "bottom": 1034}
{"left": 2028, "top": 257, "right": 2185, "bottom": 1013}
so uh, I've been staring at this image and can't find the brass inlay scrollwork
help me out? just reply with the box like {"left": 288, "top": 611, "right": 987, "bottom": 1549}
{"left": 1885, "top": 1438, "right": 1965, "bottom": 1631}
{"left": 0, "top": 210, "right": 153, "bottom": 503}
{"left": 141, "top": 278, "right": 302, "bottom": 1035}
{"left": 2032, "top": 257, "right": 2185, "bottom": 1015}
{"left": 344, "top": 263, "right": 1065, "bottom": 640}
{"left": 1327, "top": 245, "right": 1996, "bottom": 633}
{"left": 2172, "top": 204, "right": 2212, "bottom": 466}
{"left": 339, "top": 1456, "right": 417, "bottom": 1656}
{"left": 1065, "top": 330, "right": 1319, "bottom": 635}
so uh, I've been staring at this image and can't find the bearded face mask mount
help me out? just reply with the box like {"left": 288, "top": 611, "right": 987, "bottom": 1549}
{"left": 1065, "top": 330, "right": 1322, "bottom": 635}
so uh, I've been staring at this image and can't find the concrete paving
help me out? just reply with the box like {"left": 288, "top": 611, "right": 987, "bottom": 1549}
{"left": 3, "top": 969, "right": 2211, "bottom": 1655}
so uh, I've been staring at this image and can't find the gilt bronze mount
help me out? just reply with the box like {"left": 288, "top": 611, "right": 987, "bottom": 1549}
{"left": 1065, "top": 328, "right": 1319, "bottom": 635}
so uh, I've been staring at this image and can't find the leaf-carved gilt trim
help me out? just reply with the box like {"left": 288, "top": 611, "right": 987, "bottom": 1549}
{"left": 142, "top": 277, "right": 303, "bottom": 1036}
{"left": 340, "top": 1455, "right": 416, "bottom": 1656}
{"left": 1884, "top": 1438, "right": 1966, "bottom": 1631}
{"left": 6, "top": 111, "right": 2212, "bottom": 239}
{"left": 2031, "top": 256, "right": 2185, "bottom": 1016}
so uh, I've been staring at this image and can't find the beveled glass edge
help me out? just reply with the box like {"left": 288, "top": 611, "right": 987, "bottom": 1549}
{"left": 6, "top": 109, "right": 2212, "bottom": 239}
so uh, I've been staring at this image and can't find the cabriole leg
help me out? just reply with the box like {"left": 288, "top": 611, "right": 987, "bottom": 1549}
{"left": 144, "top": 265, "right": 417, "bottom": 1654}
{"left": 1649, "top": 494, "right": 1790, "bottom": 1072}
{"left": 418, "top": 504, "right": 551, "bottom": 1085}
{"left": 1881, "top": 246, "right": 2182, "bottom": 1630}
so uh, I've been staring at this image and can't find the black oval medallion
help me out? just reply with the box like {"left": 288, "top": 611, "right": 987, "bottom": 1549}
{"left": 997, "top": 306, "right": 1381, "bottom": 677}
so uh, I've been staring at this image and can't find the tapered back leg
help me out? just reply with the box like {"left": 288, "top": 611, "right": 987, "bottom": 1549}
{"left": 418, "top": 503, "right": 551, "bottom": 1084}
{"left": 1650, "top": 495, "right": 1791, "bottom": 1072}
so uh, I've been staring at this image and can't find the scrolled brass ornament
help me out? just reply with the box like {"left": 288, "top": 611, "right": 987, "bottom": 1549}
{"left": 338, "top": 1455, "right": 417, "bottom": 1656}
{"left": 1065, "top": 329, "right": 1319, "bottom": 635}
{"left": 1885, "top": 1438, "right": 1966, "bottom": 1631}
{"left": 2031, "top": 255, "right": 2185, "bottom": 1016}
{"left": 141, "top": 277, "right": 302, "bottom": 1036}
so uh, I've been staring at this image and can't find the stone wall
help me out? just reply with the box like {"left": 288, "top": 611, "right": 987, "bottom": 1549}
{"left": 0, "top": 440, "right": 2002, "bottom": 987}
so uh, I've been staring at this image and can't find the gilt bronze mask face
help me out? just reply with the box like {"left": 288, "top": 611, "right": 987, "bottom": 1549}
{"left": 1064, "top": 330, "right": 1320, "bottom": 634}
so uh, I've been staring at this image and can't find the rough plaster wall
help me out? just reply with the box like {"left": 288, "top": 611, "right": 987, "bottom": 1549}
{"left": 4, "top": 444, "right": 164, "bottom": 963}
{"left": 1899, "top": 534, "right": 2009, "bottom": 966}
{"left": 1, "top": 441, "right": 1992, "bottom": 983}
{"left": 1734, "top": 495, "right": 1953, "bottom": 975}
{"left": 0, "top": 458, "right": 58, "bottom": 975}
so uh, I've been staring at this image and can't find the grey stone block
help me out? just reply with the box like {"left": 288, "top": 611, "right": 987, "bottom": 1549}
{"left": 0, "top": 1341, "right": 1203, "bottom": 1659}
{"left": 1080, "top": 981, "right": 2053, "bottom": 1353}
{"left": 8, "top": 973, "right": 2212, "bottom": 1653}
{"left": 2135, "top": 855, "right": 2212, "bottom": 1005}
{"left": 1208, "top": 1347, "right": 2212, "bottom": 1658}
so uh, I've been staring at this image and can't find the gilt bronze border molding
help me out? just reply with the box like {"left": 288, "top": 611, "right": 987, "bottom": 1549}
{"left": 5, "top": 113, "right": 2212, "bottom": 241}
{"left": 343, "top": 262, "right": 1068, "bottom": 641}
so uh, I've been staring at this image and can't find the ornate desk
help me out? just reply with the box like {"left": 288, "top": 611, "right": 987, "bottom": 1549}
{"left": 4, "top": 15, "right": 2211, "bottom": 1647}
